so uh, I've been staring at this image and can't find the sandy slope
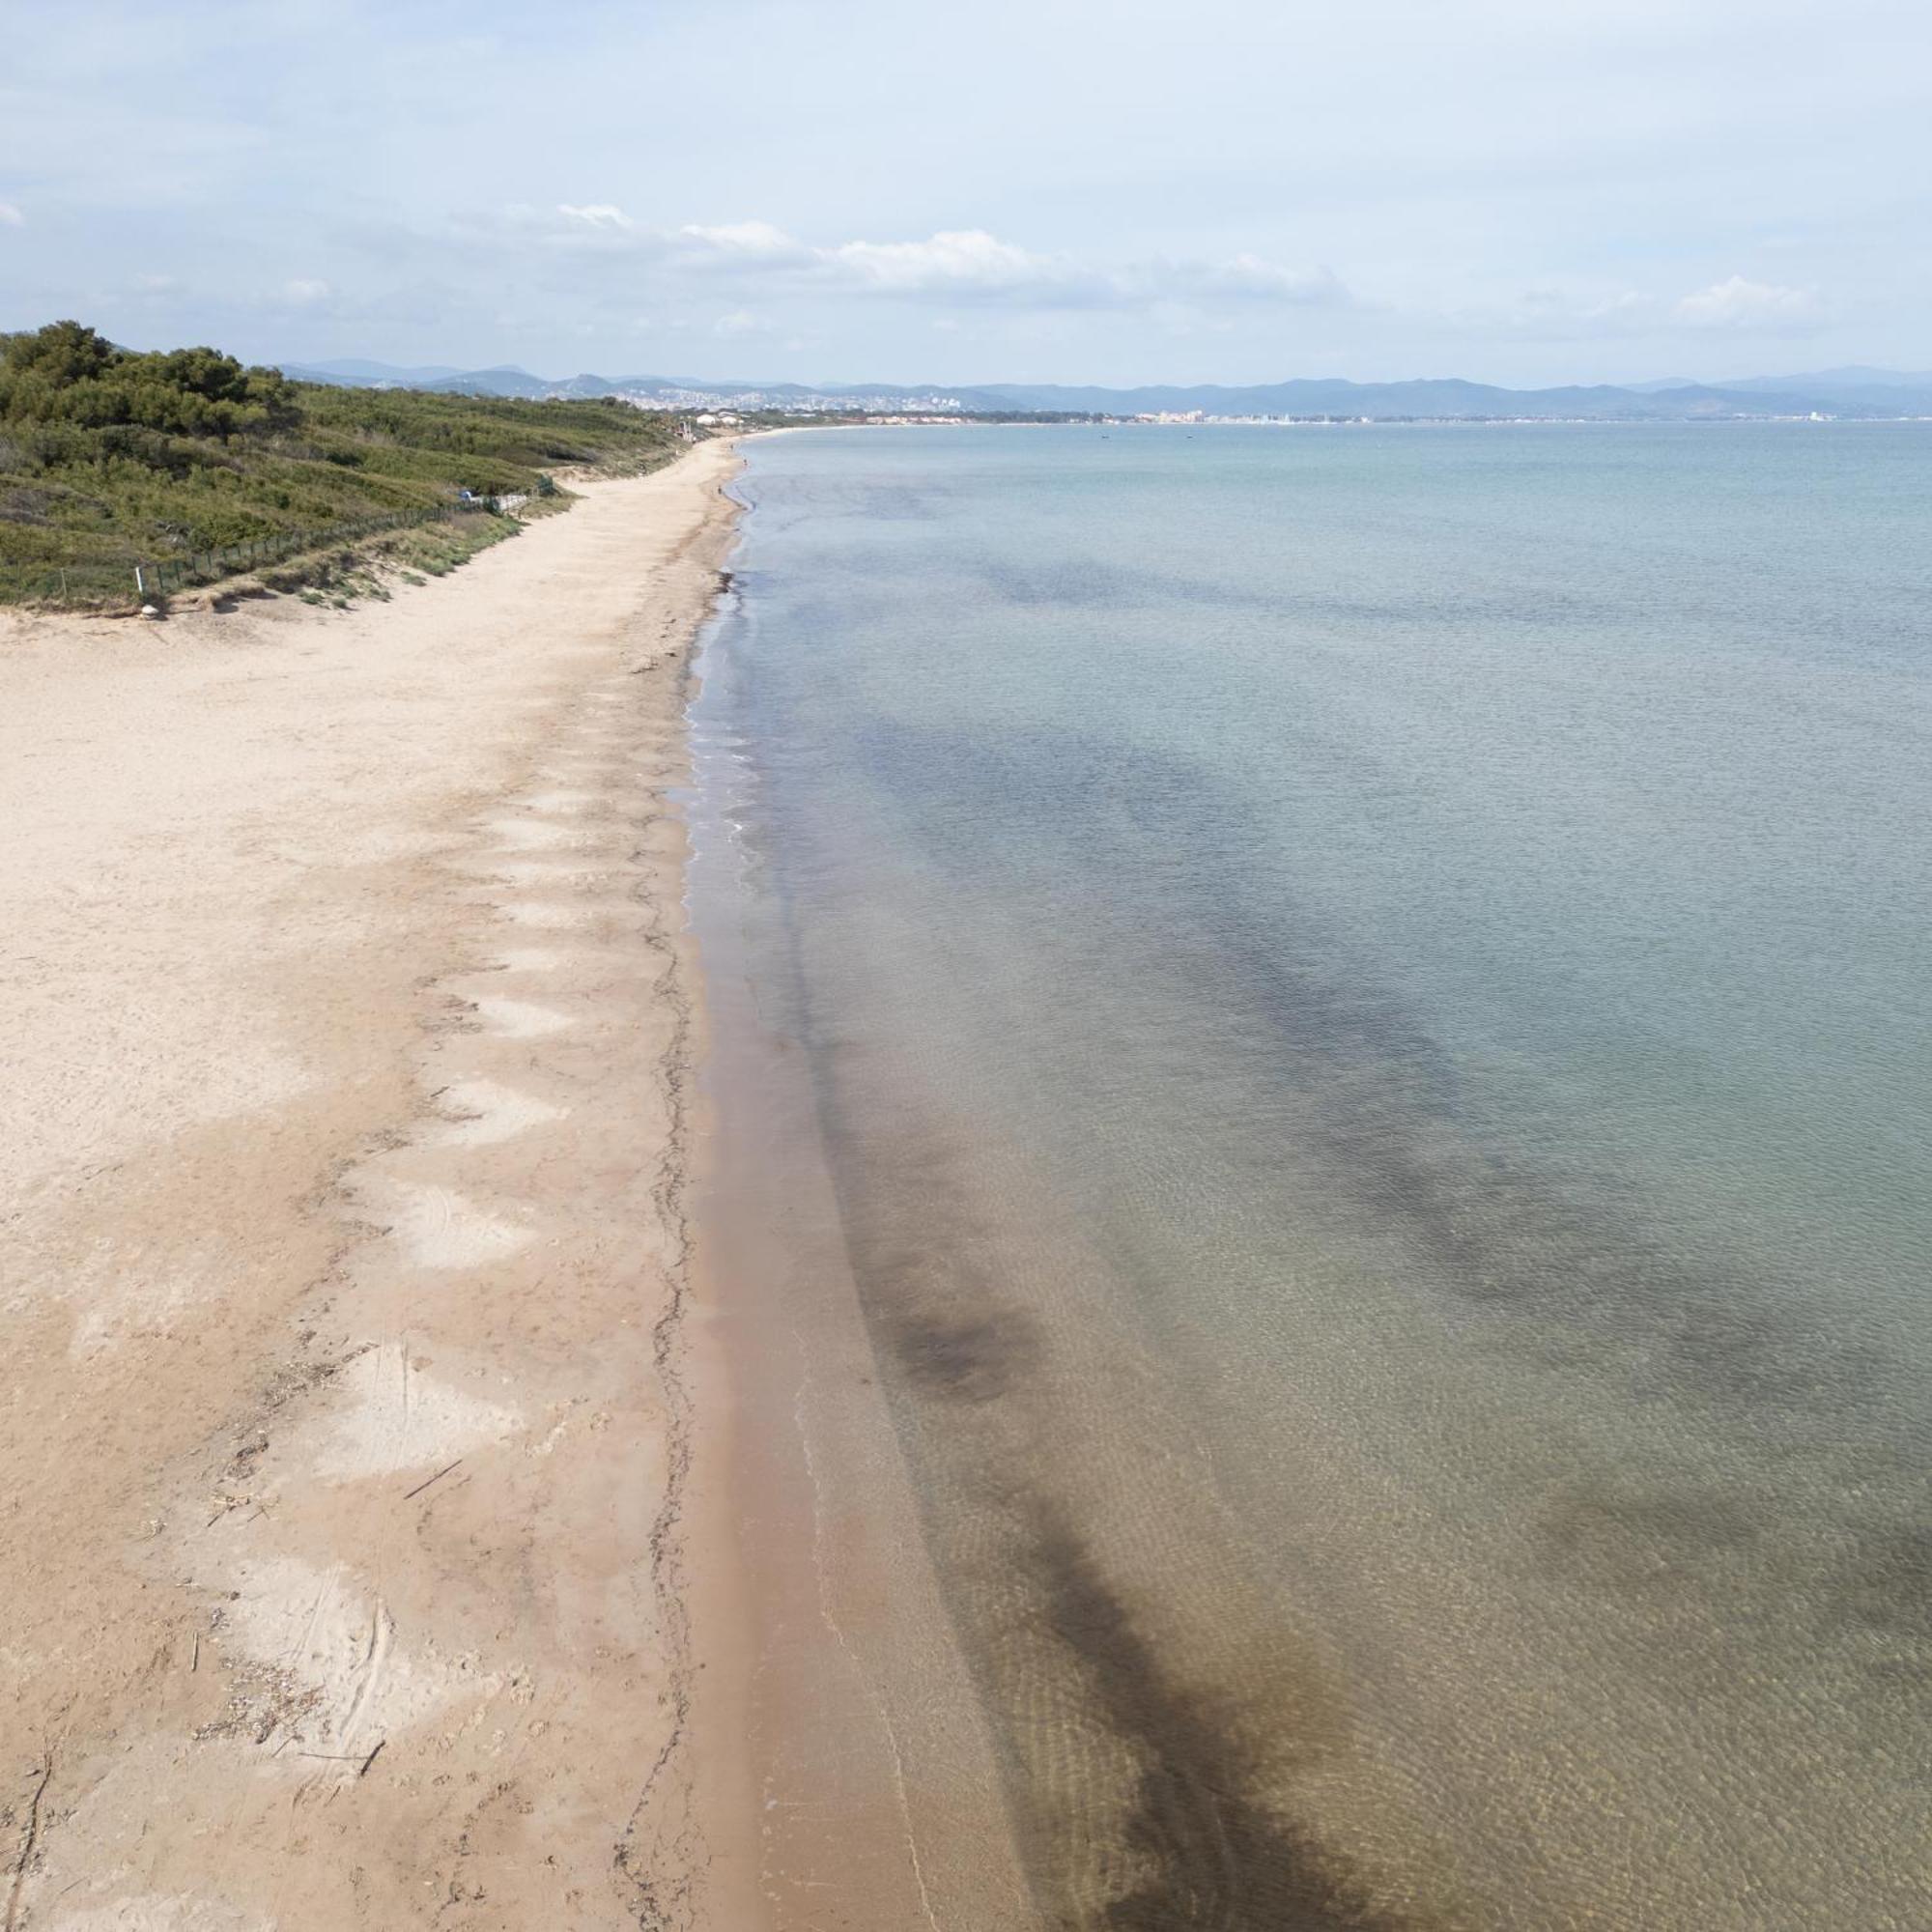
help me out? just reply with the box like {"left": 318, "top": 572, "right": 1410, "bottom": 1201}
{"left": 0, "top": 442, "right": 748, "bottom": 1929}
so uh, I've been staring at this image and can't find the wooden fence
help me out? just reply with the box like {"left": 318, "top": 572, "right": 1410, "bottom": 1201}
{"left": 3, "top": 497, "right": 515, "bottom": 610}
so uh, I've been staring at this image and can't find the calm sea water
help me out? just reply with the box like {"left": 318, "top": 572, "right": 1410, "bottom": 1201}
{"left": 692, "top": 424, "right": 1932, "bottom": 1929}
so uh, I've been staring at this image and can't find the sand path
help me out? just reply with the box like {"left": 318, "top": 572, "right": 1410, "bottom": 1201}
{"left": 0, "top": 442, "right": 748, "bottom": 1929}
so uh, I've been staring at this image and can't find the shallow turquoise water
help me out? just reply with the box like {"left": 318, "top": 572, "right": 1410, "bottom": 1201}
{"left": 696, "top": 424, "right": 1932, "bottom": 1928}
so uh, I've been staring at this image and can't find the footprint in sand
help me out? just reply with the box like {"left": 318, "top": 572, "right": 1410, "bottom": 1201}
{"left": 205, "top": 1554, "right": 493, "bottom": 1752}
{"left": 477, "top": 858, "right": 610, "bottom": 889}
{"left": 470, "top": 995, "right": 572, "bottom": 1038}
{"left": 483, "top": 815, "right": 576, "bottom": 850}
{"left": 433, "top": 1078, "right": 566, "bottom": 1148}
{"left": 306, "top": 1343, "right": 523, "bottom": 1481}
{"left": 500, "top": 901, "right": 590, "bottom": 928}
{"left": 383, "top": 1180, "right": 531, "bottom": 1268}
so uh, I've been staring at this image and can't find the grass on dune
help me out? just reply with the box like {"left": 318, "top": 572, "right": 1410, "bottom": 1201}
{"left": 0, "top": 320, "right": 684, "bottom": 604}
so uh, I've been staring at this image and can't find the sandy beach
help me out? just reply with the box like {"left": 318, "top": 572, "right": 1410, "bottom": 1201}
{"left": 0, "top": 440, "right": 752, "bottom": 1929}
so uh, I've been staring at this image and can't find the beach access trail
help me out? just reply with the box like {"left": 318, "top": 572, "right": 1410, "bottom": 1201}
{"left": 0, "top": 440, "right": 752, "bottom": 1928}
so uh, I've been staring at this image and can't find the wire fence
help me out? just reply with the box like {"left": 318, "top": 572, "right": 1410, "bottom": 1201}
{"left": 2, "top": 496, "right": 521, "bottom": 610}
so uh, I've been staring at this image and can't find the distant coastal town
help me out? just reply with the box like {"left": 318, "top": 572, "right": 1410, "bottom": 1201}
{"left": 279, "top": 359, "right": 1932, "bottom": 425}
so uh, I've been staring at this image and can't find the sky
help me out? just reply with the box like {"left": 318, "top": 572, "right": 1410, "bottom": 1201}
{"left": 3, "top": 0, "right": 1927, "bottom": 388}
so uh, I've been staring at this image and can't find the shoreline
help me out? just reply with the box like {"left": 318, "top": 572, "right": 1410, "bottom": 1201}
{"left": 675, "top": 466, "right": 1041, "bottom": 1931}
{"left": 0, "top": 442, "right": 756, "bottom": 1926}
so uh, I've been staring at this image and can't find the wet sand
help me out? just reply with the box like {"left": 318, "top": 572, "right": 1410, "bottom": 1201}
{"left": 677, "top": 720, "right": 1039, "bottom": 1928}
{"left": 0, "top": 441, "right": 754, "bottom": 1928}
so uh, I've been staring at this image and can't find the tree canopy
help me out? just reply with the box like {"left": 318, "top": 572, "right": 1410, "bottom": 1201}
{"left": 0, "top": 321, "right": 298, "bottom": 438}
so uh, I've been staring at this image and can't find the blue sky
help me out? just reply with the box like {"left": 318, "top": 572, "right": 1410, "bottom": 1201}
{"left": 3, "top": 0, "right": 1926, "bottom": 385}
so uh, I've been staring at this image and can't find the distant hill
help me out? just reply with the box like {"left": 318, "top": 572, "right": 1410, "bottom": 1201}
{"left": 1705, "top": 367, "right": 1932, "bottom": 414}
{"left": 286, "top": 357, "right": 469, "bottom": 385}
{"left": 276, "top": 358, "right": 1932, "bottom": 420}
{"left": 1717, "top": 365, "right": 1932, "bottom": 396}
{"left": 968, "top": 377, "right": 1835, "bottom": 418}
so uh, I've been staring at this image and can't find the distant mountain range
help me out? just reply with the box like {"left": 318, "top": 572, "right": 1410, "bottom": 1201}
{"left": 278, "top": 358, "right": 1932, "bottom": 420}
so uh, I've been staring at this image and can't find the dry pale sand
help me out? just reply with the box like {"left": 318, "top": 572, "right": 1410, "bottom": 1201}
{"left": 0, "top": 442, "right": 756, "bottom": 1929}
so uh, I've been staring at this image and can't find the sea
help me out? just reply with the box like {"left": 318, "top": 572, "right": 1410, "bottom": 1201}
{"left": 683, "top": 422, "right": 1932, "bottom": 1930}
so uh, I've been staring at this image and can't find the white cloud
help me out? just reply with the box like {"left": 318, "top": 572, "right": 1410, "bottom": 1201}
{"left": 1673, "top": 274, "right": 1821, "bottom": 328}
{"left": 1460, "top": 275, "right": 1829, "bottom": 344}
{"left": 678, "top": 219, "right": 801, "bottom": 258}
{"left": 557, "top": 203, "right": 635, "bottom": 231}
{"left": 1181, "top": 255, "right": 1349, "bottom": 306}
{"left": 712, "top": 308, "right": 771, "bottom": 337}
{"left": 282, "top": 277, "right": 330, "bottom": 303}
{"left": 827, "top": 229, "right": 1104, "bottom": 302}
{"left": 1497, "top": 286, "right": 1659, "bottom": 332}
{"left": 498, "top": 209, "right": 1348, "bottom": 317}
{"left": 818, "top": 228, "right": 1349, "bottom": 312}
{"left": 0, "top": 201, "right": 24, "bottom": 228}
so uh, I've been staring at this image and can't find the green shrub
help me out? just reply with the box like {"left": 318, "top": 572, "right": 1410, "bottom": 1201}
{"left": 0, "top": 321, "right": 679, "bottom": 601}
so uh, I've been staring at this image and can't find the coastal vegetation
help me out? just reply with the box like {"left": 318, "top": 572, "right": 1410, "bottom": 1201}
{"left": 0, "top": 321, "right": 683, "bottom": 604}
